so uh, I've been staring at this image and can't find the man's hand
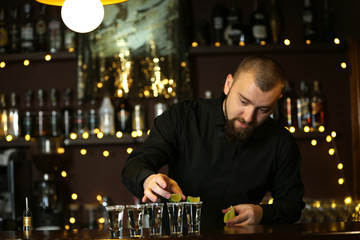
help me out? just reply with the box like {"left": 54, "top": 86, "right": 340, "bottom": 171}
{"left": 222, "top": 204, "right": 263, "bottom": 226}
{"left": 142, "top": 173, "right": 185, "bottom": 203}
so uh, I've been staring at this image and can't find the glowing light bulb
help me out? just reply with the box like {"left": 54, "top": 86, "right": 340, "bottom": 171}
{"left": 61, "top": 0, "right": 104, "bottom": 33}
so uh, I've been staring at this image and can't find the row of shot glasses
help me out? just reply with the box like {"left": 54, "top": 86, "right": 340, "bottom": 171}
{"left": 106, "top": 201, "right": 203, "bottom": 238}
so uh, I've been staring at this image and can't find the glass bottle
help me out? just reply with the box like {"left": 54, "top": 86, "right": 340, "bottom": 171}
{"left": 7, "top": 92, "right": 21, "bottom": 138}
{"left": 49, "top": 88, "right": 61, "bottom": 137}
{"left": 132, "top": 104, "right": 145, "bottom": 133}
{"left": 250, "top": 0, "right": 268, "bottom": 45}
{"left": 23, "top": 197, "right": 33, "bottom": 231}
{"left": 34, "top": 89, "right": 49, "bottom": 137}
{"left": 311, "top": 80, "right": 325, "bottom": 130}
{"left": 21, "top": 3, "right": 35, "bottom": 52}
{"left": 116, "top": 99, "right": 132, "bottom": 134}
{"left": 223, "top": 7, "right": 247, "bottom": 46}
{"left": 279, "top": 81, "right": 295, "bottom": 128}
{"left": 303, "top": 0, "right": 315, "bottom": 44}
{"left": 0, "top": 94, "right": 8, "bottom": 138}
{"left": 48, "top": 7, "right": 62, "bottom": 53}
{"left": 211, "top": 3, "right": 228, "bottom": 46}
{"left": 8, "top": 7, "right": 21, "bottom": 53}
{"left": 73, "top": 99, "right": 86, "bottom": 135}
{"left": 0, "top": 8, "right": 8, "bottom": 54}
{"left": 296, "top": 81, "right": 311, "bottom": 131}
{"left": 62, "top": 88, "right": 73, "bottom": 137}
{"left": 63, "top": 27, "right": 76, "bottom": 52}
{"left": 35, "top": 5, "right": 48, "bottom": 52}
{"left": 87, "top": 99, "right": 98, "bottom": 136}
{"left": 269, "top": 0, "right": 281, "bottom": 43}
{"left": 22, "top": 90, "right": 34, "bottom": 137}
{"left": 99, "top": 95, "right": 115, "bottom": 136}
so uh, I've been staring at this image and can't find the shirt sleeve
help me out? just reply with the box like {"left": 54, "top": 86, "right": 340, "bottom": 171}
{"left": 121, "top": 103, "right": 183, "bottom": 199}
{"left": 260, "top": 132, "right": 305, "bottom": 224}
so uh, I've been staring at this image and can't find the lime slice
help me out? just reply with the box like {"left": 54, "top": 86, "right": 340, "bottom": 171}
{"left": 169, "top": 193, "right": 182, "bottom": 202}
{"left": 186, "top": 196, "right": 200, "bottom": 202}
{"left": 223, "top": 206, "right": 235, "bottom": 223}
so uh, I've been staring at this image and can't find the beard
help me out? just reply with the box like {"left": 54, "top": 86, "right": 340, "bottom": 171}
{"left": 224, "top": 117, "right": 254, "bottom": 144}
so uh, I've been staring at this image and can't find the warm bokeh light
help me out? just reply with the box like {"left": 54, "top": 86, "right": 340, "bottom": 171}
{"left": 239, "top": 41, "right": 245, "bottom": 46}
{"left": 6, "top": 135, "right": 13, "bottom": 142}
{"left": 137, "top": 130, "right": 143, "bottom": 137}
{"left": 147, "top": 129, "right": 151, "bottom": 135}
{"left": 0, "top": 61, "right": 5, "bottom": 68}
{"left": 268, "top": 198, "right": 274, "bottom": 204}
{"left": 98, "top": 217, "right": 105, "bottom": 224}
{"left": 131, "top": 131, "right": 137, "bottom": 138}
{"left": 326, "top": 135, "right": 332, "bottom": 142}
{"left": 328, "top": 148, "right": 335, "bottom": 155}
{"left": 214, "top": 42, "right": 221, "bottom": 47}
{"left": 331, "top": 131, "right": 337, "bottom": 138}
{"left": 116, "top": 131, "right": 123, "bottom": 138}
{"left": 303, "top": 126, "right": 310, "bottom": 132}
{"left": 23, "top": 59, "right": 30, "bottom": 66}
{"left": 69, "top": 217, "right": 76, "bottom": 224}
{"left": 44, "top": 54, "right": 52, "bottom": 61}
{"left": 96, "top": 195, "right": 102, "bottom": 202}
{"left": 337, "top": 163, "right": 343, "bottom": 170}
{"left": 311, "top": 139, "right": 317, "bottom": 146}
{"left": 103, "top": 150, "right": 110, "bottom": 157}
{"left": 338, "top": 178, "right": 344, "bottom": 185}
{"left": 82, "top": 132, "right": 89, "bottom": 139}
{"left": 97, "top": 132, "right": 104, "bottom": 139}
{"left": 80, "top": 149, "right": 87, "bottom": 155}
{"left": 97, "top": 82, "right": 103, "bottom": 88}
{"left": 334, "top": 38, "right": 340, "bottom": 44}
{"left": 25, "top": 134, "right": 31, "bottom": 141}
{"left": 71, "top": 193, "right": 78, "bottom": 200}
{"left": 284, "top": 39, "right": 291, "bottom": 45}
{"left": 70, "top": 132, "right": 77, "bottom": 140}
{"left": 57, "top": 147, "right": 65, "bottom": 154}
{"left": 127, "top": 148, "right": 133, "bottom": 154}
{"left": 61, "top": 171, "right": 67, "bottom": 178}
{"left": 289, "top": 126, "right": 296, "bottom": 133}
{"left": 341, "top": 62, "right": 347, "bottom": 69}
{"left": 305, "top": 39, "right": 311, "bottom": 45}
{"left": 318, "top": 126, "right": 325, "bottom": 132}
{"left": 191, "top": 42, "right": 198, "bottom": 47}
{"left": 260, "top": 40, "right": 266, "bottom": 45}
{"left": 345, "top": 196, "right": 352, "bottom": 204}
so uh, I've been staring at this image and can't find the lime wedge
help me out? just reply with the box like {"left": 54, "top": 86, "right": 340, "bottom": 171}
{"left": 169, "top": 193, "right": 182, "bottom": 202}
{"left": 186, "top": 196, "right": 200, "bottom": 202}
{"left": 223, "top": 206, "right": 235, "bottom": 223}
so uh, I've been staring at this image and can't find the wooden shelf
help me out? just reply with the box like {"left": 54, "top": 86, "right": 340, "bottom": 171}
{"left": 189, "top": 42, "right": 346, "bottom": 56}
{"left": 0, "top": 51, "right": 77, "bottom": 62}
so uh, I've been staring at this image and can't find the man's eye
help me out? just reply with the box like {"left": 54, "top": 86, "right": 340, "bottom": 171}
{"left": 260, "top": 108, "right": 270, "bottom": 113}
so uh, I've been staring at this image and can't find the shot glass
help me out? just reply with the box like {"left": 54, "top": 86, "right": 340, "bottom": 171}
{"left": 166, "top": 202, "right": 185, "bottom": 236}
{"left": 145, "top": 202, "right": 164, "bottom": 236}
{"left": 126, "top": 204, "right": 145, "bottom": 238}
{"left": 105, "top": 205, "right": 125, "bottom": 239}
{"left": 184, "top": 201, "right": 202, "bottom": 235}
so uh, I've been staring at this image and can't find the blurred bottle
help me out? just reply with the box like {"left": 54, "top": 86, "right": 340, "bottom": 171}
{"left": 21, "top": 3, "right": 35, "bottom": 52}
{"left": 48, "top": 7, "right": 62, "bottom": 53}
{"left": 73, "top": 99, "right": 86, "bottom": 135}
{"left": 23, "top": 197, "right": 33, "bottom": 231}
{"left": 99, "top": 95, "right": 115, "bottom": 135}
{"left": 62, "top": 88, "right": 73, "bottom": 137}
{"left": 116, "top": 99, "right": 132, "bottom": 133}
{"left": 63, "top": 27, "right": 76, "bottom": 52}
{"left": 22, "top": 90, "right": 34, "bottom": 137}
{"left": 321, "top": 0, "right": 335, "bottom": 41}
{"left": 0, "top": 94, "right": 8, "bottom": 138}
{"left": 7, "top": 92, "right": 21, "bottom": 138}
{"left": 269, "top": 0, "right": 282, "bottom": 43}
{"left": 303, "top": 0, "right": 315, "bottom": 44}
{"left": 224, "top": 7, "right": 247, "bottom": 46}
{"left": 250, "top": 0, "right": 268, "bottom": 45}
{"left": 192, "top": 20, "right": 210, "bottom": 46}
{"left": 296, "top": 81, "right": 311, "bottom": 131}
{"left": 311, "top": 80, "right": 325, "bottom": 130}
{"left": 211, "top": 3, "right": 228, "bottom": 46}
{"left": 87, "top": 99, "right": 99, "bottom": 136}
{"left": 49, "top": 88, "right": 61, "bottom": 137}
{"left": 132, "top": 104, "right": 145, "bottom": 133}
{"left": 0, "top": 8, "right": 8, "bottom": 54}
{"left": 35, "top": 5, "right": 48, "bottom": 52}
{"left": 8, "top": 7, "right": 21, "bottom": 53}
{"left": 34, "top": 89, "right": 49, "bottom": 137}
{"left": 279, "top": 81, "right": 295, "bottom": 128}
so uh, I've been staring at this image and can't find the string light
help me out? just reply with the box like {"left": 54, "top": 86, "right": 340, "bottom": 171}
{"left": 97, "top": 132, "right": 104, "bottom": 139}
{"left": 127, "top": 147, "right": 133, "bottom": 154}
{"left": 82, "top": 132, "right": 89, "bottom": 139}
{"left": 103, "top": 150, "right": 110, "bottom": 157}
{"left": 328, "top": 148, "right": 335, "bottom": 155}
{"left": 61, "top": 171, "right": 67, "bottom": 178}
{"left": 334, "top": 38, "right": 340, "bottom": 44}
{"left": 69, "top": 217, "right": 76, "bottom": 224}
{"left": 70, "top": 132, "right": 77, "bottom": 140}
{"left": 337, "top": 163, "right": 343, "bottom": 170}
{"left": 284, "top": 39, "right": 291, "bottom": 46}
{"left": 71, "top": 193, "right": 78, "bottom": 200}
{"left": 116, "top": 131, "right": 123, "bottom": 138}
{"left": 341, "top": 62, "right": 347, "bottom": 69}
{"left": 311, "top": 139, "right": 317, "bottom": 146}
{"left": 338, "top": 178, "right": 344, "bottom": 185}
{"left": 80, "top": 149, "right": 87, "bottom": 155}
{"left": 44, "top": 54, "right": 52, "bottom": 61}
{"left": 0, "top": 62, "right": 5, "bottom": 68}
{"left": 23, "top": 59, "right": 30, "bottom": 66}
{"left": 25, "top": 134, "right": 31, "bottom": 141}
{"left": 191, "top": 42, "right": 198, "bottom": 47}
{"left": 6, "top": 135, "right": 13, "bottom": 142}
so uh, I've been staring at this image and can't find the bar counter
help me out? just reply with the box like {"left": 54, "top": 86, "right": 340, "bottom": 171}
{"left": 1, "top": 222, "right": 360, "bottom": 240}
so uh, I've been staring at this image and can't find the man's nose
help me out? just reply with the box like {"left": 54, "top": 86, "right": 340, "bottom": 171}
{"left": 243, "top": 107, "right": 255, "bottom": 123}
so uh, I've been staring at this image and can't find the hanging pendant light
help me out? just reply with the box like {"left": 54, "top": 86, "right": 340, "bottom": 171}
{"left": 36, "top": 0, "right": 128, "bottom": 33}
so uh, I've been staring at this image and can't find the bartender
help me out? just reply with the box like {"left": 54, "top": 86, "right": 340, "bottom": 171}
{"left": 121, "top": 55, "right": 305, "bottom": 227}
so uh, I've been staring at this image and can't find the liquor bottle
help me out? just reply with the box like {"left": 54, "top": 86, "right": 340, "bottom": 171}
{"left": 49, "top": 88, "right": 61, "bottom": 137}
{"left": 63, "top": 27, "right": 76, "bottom": 52}
{"left": 223, "top": 7, "right": 247, "bottom": 46}
{"left": 48, "top": 7, "right": 62, "bottom": 53}
{"left": 62, "top": 88, "right": 73, "bottom": 137}
{"left": 116, "top": 99, "right": 132, "bottom": 133}
{"left": 21, "top": 3, "right": 35, "bottom": 52}
{"left": 321, "top": 0, "right": 334, "bottom": 41}
{"left": 132, "top": 104, "right": 145, "bottom": 133}
{"left": 99, "top": 95, "right": 115, "bottom": 136}
{"left": 211, "top": 3, "right": 228, "bottom": 46}
{"left": 192, "top": 20, "right": 210, "bottom": 46}
{"left": 269, "top": 0, "right": 282, "bottom": 43}
{"left": 8, "top": 7, "right": 21, "bottom": 53}
{"left": 87, "top": 99, "right": 98, "bottom": 136}
{"left": 303, "top": 0, "right": 315, "bottom": 44}
{"left": 311, "top": 80, "right": 325, "bottom": 130}
{"left": 296, "top": 81, "right": 311, "bottom": 131}
{"left": 0, "top": 94, "right": 8, "bottom": 138}
{"left": 8, "top": 92, "right": 21, "bottom": 138}
{"left": 0, "top": 9, "right": 8, "bottom": 54}
{"left": 22, "top": 90, "right": 34, "bottom": 137}
{"left": 73, "top": 99, "right": 86, "bottom": 135}
{"left": 34, "top": 89, "right": 49, "bottom": 137}
{"left": 279, "top": 81, "right": 295, "bottom": 128}
{"left": 35, "top": 5, "right": 48, "bottom": 52}
{"left": 250, "top": 0, "right": 268, "bottom": 45}
{"left": 23, "top": 197, "right": 32, "bottom": 231}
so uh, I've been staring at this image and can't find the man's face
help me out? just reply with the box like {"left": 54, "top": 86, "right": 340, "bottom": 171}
{"left": 223, "top": 71, "right": 283, "bottom": 142}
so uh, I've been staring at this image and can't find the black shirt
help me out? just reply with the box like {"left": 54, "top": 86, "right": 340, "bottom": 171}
{"left": 121, "top": 95, "right": 305, "bottom": 227}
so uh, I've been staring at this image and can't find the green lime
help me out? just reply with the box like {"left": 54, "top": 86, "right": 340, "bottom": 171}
{"left": 223, "top": 206, "right": 235, "bottom": 223}
{"left": 169, "top": 193, "right": 182, "bottom": 202}
{"left": 186, "top": 196, "right": 200, "bottom": 202}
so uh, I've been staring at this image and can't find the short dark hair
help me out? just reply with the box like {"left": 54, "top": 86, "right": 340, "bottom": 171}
{"left": 234, "top": 55, "right": 286, "bottom": 92}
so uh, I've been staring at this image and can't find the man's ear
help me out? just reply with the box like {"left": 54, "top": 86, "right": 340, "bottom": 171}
{"left": 224, "top": 74, "right": 234, "bottom": 95}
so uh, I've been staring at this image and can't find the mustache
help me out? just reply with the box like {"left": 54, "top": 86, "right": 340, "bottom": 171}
{"left": 233, "top": 117, "right": 255, "bottom": 128}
